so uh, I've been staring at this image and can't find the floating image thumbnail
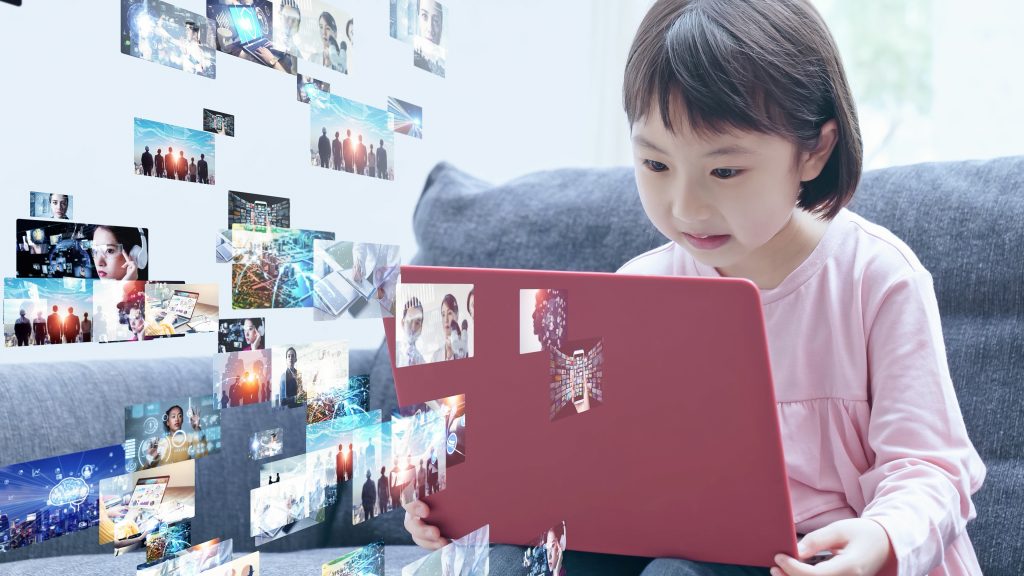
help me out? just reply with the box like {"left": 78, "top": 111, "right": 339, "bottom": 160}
{"left": 0, "top": 445, "right": 126, "bottom": 554}
{"left": 16, "top": 219, "right": 151, "bottom": 281}
{"left": 520, "top": 289, "right": 568, "bottom": 354}
{"left": 313, "top": 240, "right": 400, "bottom": 320}
{"left": 203, "top": 108, "right": 235, "bottom": 137}
{"left": 121, "top": 0, "right": 216, "bottom": 78}
{"left": 395, "top": 283, "right": 474, "bottom": 367}
{"left": 273, "top": 0, "right": 353, "bottom": 74}
{"left": 4, "top": 277, "right": 93, "bottom": 347}
{"left": 249, "top": 428, "right": 283, "bottom": 461}
{"left": 310, "top": 92, "right": 394, "bottom": 179}
{"left": 29, "top": 192, "right": 72, "bottom": 220}
{"left": 124, "top": 394, "right": 222, "bottom": 472}
{"left": 231, "top": 225, "right": 336, "bottom": 309}
{"left": 213, "top": 349, "right": 273, "bottom": 407}
{"left": 134, "top": 117, "right": 215, "bottom": 183}
{"left": 323, "top": 541, "right": 384, "bottom": 576}
{"left": 549, "top": 338, "right": 604, "bottom": 421}
{"left": 218, "top": 317, "right": 265, "bottom": 352}
{"left": 207, "top": 1, "right": 297, "bottom": 74}
{"left": 228, "top": 191, "right": 290, "bottom": 229}
{"left": 388, "top": 97, "right": 423, "bottom": 138}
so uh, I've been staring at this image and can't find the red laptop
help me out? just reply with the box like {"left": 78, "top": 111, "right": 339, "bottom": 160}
{"left": 383, "top": 265, "right": 798, "bottom": 566}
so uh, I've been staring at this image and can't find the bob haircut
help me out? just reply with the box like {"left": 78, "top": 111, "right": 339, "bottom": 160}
{"left": 623, "top": 0, "right": 862, "bottom": 220}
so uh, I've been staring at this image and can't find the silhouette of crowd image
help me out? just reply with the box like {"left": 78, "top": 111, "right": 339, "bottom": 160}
{"left": 11, "top": 305, "right": 92, "bottom": 346}
{"left": 314, "top": 127, "right": 392, "bottom": 180}
{"left": 136, "top": 145, "right": 214, "bottom": 184}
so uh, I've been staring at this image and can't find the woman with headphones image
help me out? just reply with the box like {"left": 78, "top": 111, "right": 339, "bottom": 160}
{"left": 88, "top": 225, "right": 149, "bottom": 280}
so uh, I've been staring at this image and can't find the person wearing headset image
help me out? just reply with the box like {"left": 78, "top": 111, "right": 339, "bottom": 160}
{"left": 88, "top": 225, "right": 149, "bottom": 280}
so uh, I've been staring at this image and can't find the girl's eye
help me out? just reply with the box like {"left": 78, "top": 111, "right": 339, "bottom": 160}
{"left": 643, "top": 159, "right": 668, "bottom": 172}
{"left": 711, "top": 168, "right": 741, "bottom": 179}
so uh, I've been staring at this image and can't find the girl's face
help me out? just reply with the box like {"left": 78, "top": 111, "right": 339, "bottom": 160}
{"left": 166, "top": 407, "right": 183, "bottom": 432}
{"left": 319, "top": 17, "right": 334, "bottom": 42}
{"left": 129, "top": 308, "right": 144, "bottom": 333}
{"left": 92, "top": 227, "right": 128, "bottom": 280}
{"left": 630, "top": 100, "right": 835, "bottom": 278}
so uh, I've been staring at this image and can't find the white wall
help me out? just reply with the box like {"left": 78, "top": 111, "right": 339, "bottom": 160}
{"left": 0, "top": 0, "right": 649, "bottom": 365}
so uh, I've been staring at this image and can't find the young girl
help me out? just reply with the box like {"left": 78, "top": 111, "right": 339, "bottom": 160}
{"left": 406, "top": 1, "right": 985, "bottom": 574}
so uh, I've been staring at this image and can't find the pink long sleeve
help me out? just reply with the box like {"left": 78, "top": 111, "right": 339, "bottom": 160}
{"left": 857, "top": 270, "right": 986, "bottom": 576}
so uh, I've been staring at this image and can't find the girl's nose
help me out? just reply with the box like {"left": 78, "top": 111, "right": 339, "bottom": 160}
{"left": 673, "top": 187, "right": 712, "bottom": 223}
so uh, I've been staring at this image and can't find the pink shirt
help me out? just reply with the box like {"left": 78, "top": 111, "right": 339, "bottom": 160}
{"left": 619, "top": 208, "right": 986, "bottom": 576}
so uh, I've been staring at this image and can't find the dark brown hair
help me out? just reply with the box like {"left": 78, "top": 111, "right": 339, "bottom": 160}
{"left": 623, "top": 0, "right": 862, "bottom": 220}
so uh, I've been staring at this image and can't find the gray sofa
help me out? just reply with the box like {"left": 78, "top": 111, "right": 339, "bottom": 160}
{"left": 0, "top": 157, "right": 1021, "bottom": 575}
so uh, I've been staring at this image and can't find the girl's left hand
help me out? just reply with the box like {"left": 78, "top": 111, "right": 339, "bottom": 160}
{"left": 772, "top": 518, "right": 892, "bottom": 576}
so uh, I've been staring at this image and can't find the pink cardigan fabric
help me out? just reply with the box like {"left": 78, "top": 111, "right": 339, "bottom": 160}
{"left": 618, "top": 208, "right": 985, "bottom": 576}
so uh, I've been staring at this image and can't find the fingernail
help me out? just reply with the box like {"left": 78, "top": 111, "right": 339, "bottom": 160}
{"left": 774, "top": 554, "right": 785, "bottom": 564}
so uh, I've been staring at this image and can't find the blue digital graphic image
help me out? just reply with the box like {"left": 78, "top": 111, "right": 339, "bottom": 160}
{"left": 387, "top": 97, "right": 423, "bottom": 138}
{"left": 230, "top": 225, "right": 336, "bottom": 309}
{"left": 307, "top": 374, "right": 370, "bottom": 425}
{"left": 323, "top": 540, "right": 384, "bottom": 575}
{"left": 0, "top": 445, "right": 126, "bottom": 554}
{"left": 307, "top": 409, "right": 382, "bottom": 454}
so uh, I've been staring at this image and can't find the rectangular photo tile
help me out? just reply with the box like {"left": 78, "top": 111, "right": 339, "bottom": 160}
{"left": 352, "top": 421, "right": 392, "bottom": 525}
{"left": 388, "top": 97, "right": 423, "bottom": 138}
{"left": 198, "top": 551, "right": 260, "bottom": 576}
{"left": 99, "top": 459, "right": 196, "bottom": 548}
{"left": 272, "top": 0, "right": 352, "bottom": 74}
{"left": 248, "top": 428, "right": 283, "bottom": 461}
{"left": 230, "top": 225, "right": 335, "bottom": 309}
{"left": 4, "top": 277, "right": 92, "bottom": 347}
{"left": 16, "top": 220, "right": 150, "bottom": 281}
{"left": 549, "top": 337, "right": 604, "bottom": 422}
{"left": 213, "top": 349, "right": 273, "bottom": 408}
{"left": 121, "top": 0, "right": 216, "bottom": 78}
{"left": 203, "top": 108, "right": 235, "bottom": 137}
{"left": 297, "top": 74, "right": 330, "bottom": 104}
{"left": 310, "top": 92, "right": 394, "bottom": 179}
{"left": 313, "top": 240, "right": 400, "bottom": 321}
{"left": 411, "top": 0, "right": 447, "bottom": 78}
{"left": 322, "top": 541, "right": 384, "bottom": 576}
{"left": 135, "top": 118, "right": 215, "bottom": 183}
{"left": 140, "top": 519, "right": 193, "bottom": 568}
{"left": 0, "top": 445, "right": 126, "bottom": 554}
{"left": 136, "top": 538, "right": 232, "bottom": 575}
{"left": 218, "top": 317, "right": 266, "bottom": 353}
{"left": 520, "top": 289, "right": 568, "bottom": 354}
{"left": 395, "top": 283, "right": 474, "bottom": 367}
{"left": 389, "top": 0, "right": 418, "bottom": 44}
{"left": 29, "top": 191, "right": 72, "bottom": 220}
{"left": 307, "top": 374, "right": 370, "bottom": 425}
{"left": 391, "top": 403, "right": 447, "bottom": 506}
{"left": 250, "top": 475, "right": 314, "bottom": 542}
{"left": 92, "top": 280, "right": 147, "bottom": 343}
{"left": 228, "top": 191, "right": 291, "bottom": 229}
{"left": 270, "top": 340, "right": 348, "bottom": 409}
{"left": 207, "top": 1, "right": 297, "bottom": 74}
{"left": 144, "top": 283, "right": 219, "bottom": 337}
{"left": 402, "top": 524, "right": 489, "bottom": 576}
{"left": 124, "top": 395, "right": 222, "bottom": 472}
{"left": 215, "top": 229, "right": 235, "bottom": 263}
{"left": 306, "top": 410, "right": 382, "bottom": 454}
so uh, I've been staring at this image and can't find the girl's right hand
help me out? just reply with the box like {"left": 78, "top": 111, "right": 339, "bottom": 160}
{"left": 403, "top": 500, "right": 450, "bottom": 550}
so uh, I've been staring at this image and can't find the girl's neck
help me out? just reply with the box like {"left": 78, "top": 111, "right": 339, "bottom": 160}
{"left": 716, "top": 209, "right": 830, "bottom": 291}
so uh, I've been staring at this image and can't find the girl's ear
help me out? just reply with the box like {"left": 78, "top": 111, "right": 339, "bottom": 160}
{"left": 799, "top": 119, "right": 839, "bottom": 182}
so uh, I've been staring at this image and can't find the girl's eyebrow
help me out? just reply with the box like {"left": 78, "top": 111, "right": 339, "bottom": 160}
{"left": 704, "top": 144, "right": 756, "bottom": 158}
{"left": 631, "top": 134, "right": 668, "bottom": 155}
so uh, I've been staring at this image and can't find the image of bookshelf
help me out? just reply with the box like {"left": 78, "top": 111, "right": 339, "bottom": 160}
{"left": 548, "top": 337, "right": 603, "bottom": 421}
